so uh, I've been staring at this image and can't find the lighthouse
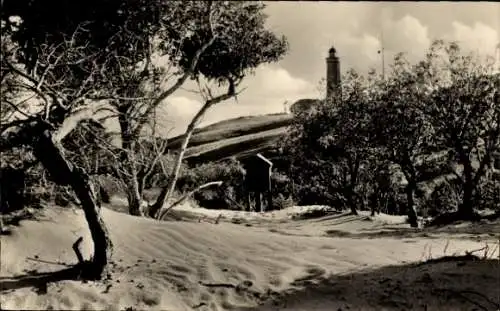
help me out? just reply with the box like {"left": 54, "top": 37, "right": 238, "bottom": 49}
{"left": 326, "top": 46, "right": 341, "bottom": 99}
{"left": 290, "top": 46, "right": 342, "bottom": 114}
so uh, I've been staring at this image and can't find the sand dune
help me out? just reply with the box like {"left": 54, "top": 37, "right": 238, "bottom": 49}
{"left": 1, "top": 204, "right": 499, "bottom": 311}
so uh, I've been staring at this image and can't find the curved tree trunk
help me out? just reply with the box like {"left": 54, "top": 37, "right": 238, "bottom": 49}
{"left": 149, "top": 82, "right": 236, "bottom": 219}
{"left": 35, "top": 130, "right": 113, "bottom": 280}
{"left": 148, "top": 128, "right": 193, "bottom": 218}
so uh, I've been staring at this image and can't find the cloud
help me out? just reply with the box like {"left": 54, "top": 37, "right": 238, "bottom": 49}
{"left": 154, "top": 96, "right": 202, "bottom": 136}
{"left": 447, "top": 21, "right": 499, "bottom": 56}
{"left": 332, "top": 32, "right": 381, "bottom": 72}
{"left": 383, "top": 15, "right": 431, "bottom": 61}
{"left": 246, "top": 65, "right": 316, "bottom": 98}
{"left": 164, "top": 96, "right": 203, "bottom": 118}
{"left": 312, "top": 13, "right": 433, "bottom": 75}
{"left": 154, "top": 66, "right": 318, "bottom": 137}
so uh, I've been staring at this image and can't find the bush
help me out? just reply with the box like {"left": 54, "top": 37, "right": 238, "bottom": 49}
{"left": 176, "top": 158, "right": 297, "bottom": 211}
{"left": 144, "top": 154, "right": 187, "bottom": 189}
{"left": 177, "top": 158, "right": 246, "bottom": 210}
{"left": 421, "top": 180, "right": 462, "bottom": 217}
{"left": 476, "top": 177, "right": 500, "bottom": 211}
{"left": 273, "top": 193, "right": 295, "bottom": 210}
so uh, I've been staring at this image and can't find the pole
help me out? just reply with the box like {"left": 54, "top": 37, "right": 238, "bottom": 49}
{"left": 381, "top": 26, "right": 385, "bottom": 80}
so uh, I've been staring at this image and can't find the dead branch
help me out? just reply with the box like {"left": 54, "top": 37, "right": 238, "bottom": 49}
{"left": 26, "top": 257, "right": 73, "bottom": 267}
{"left": 72, "top": 236, "right": 85, "bottom": 264}
{"left": 465, "top": 246, "right": 489, "bottom": 257}
{"left": 199, "top": 281, "right": 236, "bottom": 289}
{"left": 5, "top": 60, "right": 64, "bottom": 109}
{"left": 158, "top": 181, "right": 223, "bottom": 220}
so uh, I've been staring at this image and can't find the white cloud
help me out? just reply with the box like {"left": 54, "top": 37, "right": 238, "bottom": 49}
{"left": 154, "top": 96, "right": 202, "bottom": 136}
{"left": 164, "top": 96, "right": 203, "bottom": 118}
{"left": 316, "top": 14, "right": 431, "bottom": 75}
{"left": 153, "top": 66, "right": 318, "bottom": 137}
{"left": 247, "top": 65, "right": 316, "bottom": 97}
{"left": 448, "top": 21, "right": 499, "bottom": 56}
{"left": 335, "top": 32, "right": 381, "bottom": 65}
{"left": 383, "top": 15, "right": 431, "bottom": 61}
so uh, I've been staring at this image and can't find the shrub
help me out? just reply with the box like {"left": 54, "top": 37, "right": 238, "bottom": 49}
{"left": 176, "top": 158, "right": 297, "bottom": 211}
{"left": 476, "top": 177, "right": 500, "bottom": 211}
{"left": 273, "top": 193, "right": 295, "bottom": 210}
{"left": 177, "top": 158, "right": 246, "bottom": 210}
{"left": 422, "top": 180, "right": 462, "bottom": 217}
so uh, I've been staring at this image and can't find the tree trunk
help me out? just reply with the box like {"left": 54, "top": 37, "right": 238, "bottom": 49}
{"left": 369, "top": 191, "right": 377, "bottom": 216}
{"left": 458, "top": 160, "right": 475, "bottom": 220}
{"left": 348, "top": 200, "right": 358, "bottom": 215}
{"left": 400, "top": 156, "right": 418, "bottom": 227}
{"left": 148, "top": 129, "right": 194, "bottom": 218}
{"left": 405, "top": 182, "right": 418, "bottom": 228}
{"left": 126, "top": 179, "right": 143, "bottom": 216}
{"left": 459, "top": 176, "right": 475, "bottom": 219}
{"left": 117, "top": 108, "right": 142, "bottom": 216}
{"left": 345, "top": 157, "right": 359, "bottom": 216}
{"left": 35, "top": 130, "right": 113, "bottom": 280}
{"left": 149, "top": 85, "right": 236, "bottom": 219}
{"left": 126, "top": 156, "right": 143, "bottom": 216}
{"left": 345, "top": 187, "right": 358, "bottom": 215}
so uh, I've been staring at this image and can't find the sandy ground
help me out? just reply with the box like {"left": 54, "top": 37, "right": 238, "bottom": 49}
{"left": 1, "top": 202, "right": 499, "bottom": 311}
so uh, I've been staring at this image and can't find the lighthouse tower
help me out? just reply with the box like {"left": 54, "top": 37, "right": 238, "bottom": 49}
{"left": 326, "top": 46, "right": 341, "bottom": 99}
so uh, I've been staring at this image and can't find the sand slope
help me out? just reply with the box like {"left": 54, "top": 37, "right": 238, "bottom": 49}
{"left": 1, "top": 205, "right": 499, "bottom": 311}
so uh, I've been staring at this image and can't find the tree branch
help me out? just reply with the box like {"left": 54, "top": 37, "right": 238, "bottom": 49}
{"left": 158, "top": 181, "right": 223, "bottom": 220}
{"left": 131, "top": 35, "right": 219, "bottom": 140}
{"left": 5, "top": 60, "right": 65, "bottom": 110}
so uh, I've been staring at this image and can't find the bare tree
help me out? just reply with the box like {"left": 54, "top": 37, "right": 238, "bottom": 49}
{"left": 1, "top": 18, "right": 114, "bottom": 278}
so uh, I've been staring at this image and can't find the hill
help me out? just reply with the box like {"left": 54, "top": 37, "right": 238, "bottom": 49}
{"left": 165, "top": 113, "right": 294, "bottom": 164}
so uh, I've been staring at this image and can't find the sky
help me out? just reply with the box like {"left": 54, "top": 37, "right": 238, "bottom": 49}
{"left": 141, "top": 2, "right": 500, "bottom": 137}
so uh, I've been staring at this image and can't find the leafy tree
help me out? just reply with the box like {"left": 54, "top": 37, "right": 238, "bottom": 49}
{"left": 287, "top": 70, "right": 374, "bottom": 214}
{"left": 418, "top": 40, "right": 500, "bottom": 219}
{"left": 369, "top": 53, "right": 436, "bottom": 227}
